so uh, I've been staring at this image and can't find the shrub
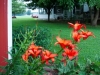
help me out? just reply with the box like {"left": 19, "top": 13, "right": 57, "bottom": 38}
{"left": 13, "top": 26, "right": 51, "bottom": 51}
{"left": 33, "top": 27, "right": 51, "bottom": 49}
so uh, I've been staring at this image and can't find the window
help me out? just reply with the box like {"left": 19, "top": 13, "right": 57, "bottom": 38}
{"left": 54, "top": 6, "right": 63, "bottom": 14}
{"left": 39, "top": 8, "right": 46, "bottom": 14}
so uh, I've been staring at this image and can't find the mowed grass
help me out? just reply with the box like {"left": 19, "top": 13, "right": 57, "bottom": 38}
{"left": 12, "top": 16, "right": 100, "bottom": 63}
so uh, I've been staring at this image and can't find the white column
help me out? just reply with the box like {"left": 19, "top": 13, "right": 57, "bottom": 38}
{"left": 8, "top": 0, "right": 12, "bottom": 59}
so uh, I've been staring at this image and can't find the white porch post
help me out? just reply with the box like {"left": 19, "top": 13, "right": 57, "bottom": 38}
{"left": 8, "top": 0, "right": 12, "bottom": 59}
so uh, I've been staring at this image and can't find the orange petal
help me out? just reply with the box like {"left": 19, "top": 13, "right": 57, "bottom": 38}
{"left": 56, "top": 36, "right": 63, "bottom": 43}
{"left": 68, "top": 22, "right": 74, "bottom": 27}
{"left": 44, "top": 55, "right": 49, "bottom": 60}
{"left": 67, "top": 50, "right": 78, "bottom": 60}
{"left": 36, "top": 50, "right": 41, "bottom": 56}
{"left": 22, "top": 54, "right": 28, "bottom": 62}
{"left": 51, "top": 58, "right": 55, "bottom": 62}
{"left": 50, "top": 54, "right": 57, "bottom": 58}
{"left": 45, "top": 50, "right": 51, "bottom": 56}
{"left": 28, "top": 50, "right": 34, "bottom": 54}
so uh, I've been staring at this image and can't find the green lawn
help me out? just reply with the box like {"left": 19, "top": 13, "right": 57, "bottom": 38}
{"left": 12, "top": 17, "right": 100, "bottom": 63}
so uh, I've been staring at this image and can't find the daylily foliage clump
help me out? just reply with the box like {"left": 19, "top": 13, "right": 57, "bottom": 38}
{"left": 22, "top": 22, "right": 95, "bottom": 74}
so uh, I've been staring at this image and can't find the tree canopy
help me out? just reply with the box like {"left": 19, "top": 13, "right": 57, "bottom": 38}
{"left": 25, "top": 0, "right": 58, "bottom": 21}
{"left": 12, "top": 0, "right": 26, "bottom": 16}
{"left": 79, "top": 0, "right": 100, "bottom": 26}
{"left": 58, "top": 0, "right": 74, "bottom": 9}
{"left": 24, "top": 0, "right": 100, "bottom": 25}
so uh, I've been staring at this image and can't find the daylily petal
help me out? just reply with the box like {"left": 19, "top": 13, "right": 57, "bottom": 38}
{"left": 56, "top": 36, "right": 64, "bottom": 43}
{"left": 22, "top": 54, "right": 28, "bottom": 62}
{"left": 80, "top": 30, "right": 95, "bottom": 40}
{"left": 55, "top": 36, "right": 73, "bottom": 49}
{"left": 64, "top": 48, "right": 78, "bottom": 60}
{"left": 51, "top": 58, "right": 55, "bottom": 62}
{"left": 40, "top": 50, "right": 57, "bottom": 64}
{"left": 36, "top": 50, "right": 41, "bottom": 55}
{"left": 28, "top": 50, "right": 34, "bottom": 54}
{"left": 72, "top": 31, "right": 82, "bottom": 42}
{"left": 49, "top": 54, "right": 57, "bottom": 58}
{"left": 44, "top": 55, "right": 49, "bottom": 60}
{"left": 28, "top": 42, "right": 36, "bottom": 50}
{"left": 45, "top": 50, "right": 51, "bottom": 56}
{"left": 22, "top": 50, "right": 30, "bottom": 62}
{"left": 68, "top": 22, "right": 86, "bottom": 31}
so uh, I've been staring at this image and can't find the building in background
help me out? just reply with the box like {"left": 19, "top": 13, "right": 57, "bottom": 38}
{"left": 16, "top": 0, "right": 91, "bottom": 20}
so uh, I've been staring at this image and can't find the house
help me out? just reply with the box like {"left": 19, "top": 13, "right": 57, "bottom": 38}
{"left": 31, "top": 2, "right": 90, "bottom": 20}
{"left": 31, "top": 7, "right": 73, "bottom": 20}
{"left": 17, "top": 1, "right": 89, "bottom": 20}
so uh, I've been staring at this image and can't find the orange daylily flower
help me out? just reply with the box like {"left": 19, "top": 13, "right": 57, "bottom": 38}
{"left": 28, "top": 42, "right": 42, "bottom": 58}
{"left": 22, "top": 42, "right": 42, "bottom": 62}
{"left": 72, "top": 31, "right": 83, "bottom": 42}
{"left": 28, "top": 49, "right": 42, "bottom": 58}
{"left": 68, "top": 22, "right": 86, "bottom": 31}
{"left": 80, "top": 30, "right": 95, "bottom": 40}
{"left": 55, "top": 36, "right": 73, "bottom": 49}
{"left": 67, "top": 43, "right": 76, "bottom": 50}
{"left": 62, "top": 48, "right": 78, "bottom": 60}
{"left": 28, "top": 42, "right": 42, "bottom": 50}
{"left": 41, "top": 50, "right": 57, "bottom": 65}
{"left": 22, "top": 50, "right": 31, "bottom": 62}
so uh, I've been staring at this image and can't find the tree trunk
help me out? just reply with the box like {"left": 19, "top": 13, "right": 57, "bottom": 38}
{"left": 90, "top": 7, "right": 94, "bottom": 23}
{"left": 90, "top": 8, "right": 99, "bottom": 26}
{"left": 47, "top": 8, "right": 51, "bottom": 21}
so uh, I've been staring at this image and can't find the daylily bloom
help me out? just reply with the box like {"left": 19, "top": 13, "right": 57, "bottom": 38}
{"left": 22, "top": 50, "right": 31, "bottom": 62}
{"left": 28, "top": 42, "right": 42, "bottom": 50}
{"left": 67, "top": 43, "right": 76, "bottom": 50}
{"left": 28, "top": 42, "right": 42, "bottom": 58}
{"left": 28, "top": 49, "right": 42, "bottom": 58}
{"left": 62, "top": 48, "right": 78, "bottom": 60}
{"left": 41, "top": 50, "right": 57, "bottom": 65}
{"left": 72, "top": 31, "right": 83, "bottom": 42}
{"left": 55, "top": 36, "right": 74, "bottom": 49}
{"left": 80, "top": 30, "right": 95, "bottom": 40}
{"left": 22, "top": 42, "right": 42, "bottom": 62}
{"left": 68, "top": 21, "right": 86, "bottom": 31}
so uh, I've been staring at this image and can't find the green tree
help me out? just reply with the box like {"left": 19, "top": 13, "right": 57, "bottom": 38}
{"left": 59, "top": 0, "right": 100, "bottom": 26}
{"left": 12, "top": 0, "right": 26, "bottom": 17}
{"left": 58, "top": 0, "right": 74, "bottom": 9}
{"left": 25, "top": 0, "right": 58, "bottom": 21}
{"left": 79, "top": 0, "right": 100, "bottom": 26}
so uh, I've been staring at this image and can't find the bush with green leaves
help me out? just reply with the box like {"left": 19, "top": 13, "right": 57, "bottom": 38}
{"left": 13, "top": 26, "right": 51, "bottom": 51}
